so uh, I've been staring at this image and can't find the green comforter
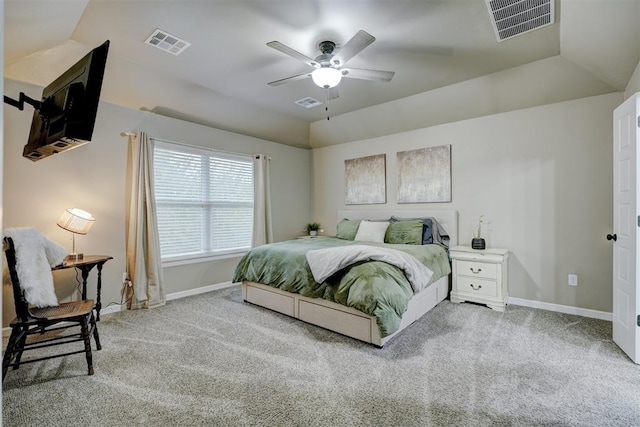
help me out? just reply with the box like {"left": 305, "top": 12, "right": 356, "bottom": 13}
{"left": 233, "top": 237, "right": 451, "bottom": 337}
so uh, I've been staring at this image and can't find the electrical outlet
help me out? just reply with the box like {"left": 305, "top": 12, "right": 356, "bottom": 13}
{"left": 568, "top": 274, "right": 578, "bottom": 286}
{"left": 122, "top": 272, "right": 128, "bottom": 283}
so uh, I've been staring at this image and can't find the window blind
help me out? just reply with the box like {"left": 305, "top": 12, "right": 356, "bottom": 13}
{"left": 153, "top": 140, "right": 254, "bottom": 260}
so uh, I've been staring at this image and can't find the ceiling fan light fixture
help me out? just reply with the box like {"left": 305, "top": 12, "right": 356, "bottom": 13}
{"left": 311, "top": 67, "right": 342, "bottom": 89}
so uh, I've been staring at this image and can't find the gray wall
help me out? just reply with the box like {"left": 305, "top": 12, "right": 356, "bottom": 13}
{"left": 3, "top": 78, "right": 312, "bottom": 326}
{"left": 312, "top": 93, "right": 621, "bottom": 313}
{"left": 625, "top": 60, "right": 640, "bottom": 99}
{"left": 309, "top": 56, "right": 616, "bottom": 148}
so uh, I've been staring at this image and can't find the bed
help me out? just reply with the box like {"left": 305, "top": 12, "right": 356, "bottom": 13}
{"left": 234, "top": 209, "right": 458, "bottom": 347}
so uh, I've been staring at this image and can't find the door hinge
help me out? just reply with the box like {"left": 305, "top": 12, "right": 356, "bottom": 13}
{"left": 638, "top": 315, "right": 640, "bottom": 327}
{"left": 637, "top": 116, "right": 640, "bottom": 127}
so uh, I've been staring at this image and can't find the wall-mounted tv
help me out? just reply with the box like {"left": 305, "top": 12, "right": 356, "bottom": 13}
{"left": 14, "top": 40, "right": 110, "bottom": 161}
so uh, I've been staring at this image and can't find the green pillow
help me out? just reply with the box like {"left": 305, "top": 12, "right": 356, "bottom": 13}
{"left": 384, "top": 220, "right": 424, "bottom": 245}
{"left": 336, "top": 219, "right": 361, "bottom": 240}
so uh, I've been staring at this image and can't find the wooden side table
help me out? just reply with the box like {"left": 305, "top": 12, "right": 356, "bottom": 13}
{"left": 449, "top": 246, "right": 509, "bottom": 312}
{"left": 53, "top": 255, "right": 113, "bottom": 320}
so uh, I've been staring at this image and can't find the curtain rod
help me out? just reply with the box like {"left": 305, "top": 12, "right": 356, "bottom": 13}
{"left": 120, "top": 131, "right": 269, "bottom": 160}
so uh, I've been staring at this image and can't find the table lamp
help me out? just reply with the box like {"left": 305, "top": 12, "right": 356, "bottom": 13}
{"left": 57, "top": 208, "right": 95, "bottom": 261}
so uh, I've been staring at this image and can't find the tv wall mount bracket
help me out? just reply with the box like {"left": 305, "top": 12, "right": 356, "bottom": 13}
{"left": 4, "top": 92, "right": 42, "bottom": 112}
{"left": 4, "top": 92, "right": 59, "bottom": 131}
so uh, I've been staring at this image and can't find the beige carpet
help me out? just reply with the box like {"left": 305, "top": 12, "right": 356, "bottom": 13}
{"left": 3, "top": 285, "right": 639, "bottom": 426}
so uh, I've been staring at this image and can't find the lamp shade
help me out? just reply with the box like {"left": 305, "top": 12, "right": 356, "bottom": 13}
{"left": 57, "top": 208, "right": 95, "bottom": 235}
{"left": 311, "top": 67, "right": 342, "bottom": 89}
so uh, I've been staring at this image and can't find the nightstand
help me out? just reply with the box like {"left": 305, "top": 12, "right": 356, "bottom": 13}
{"left": 449, "top": 245, "right": 509, "bottom": 312}
{"left": 52, "top": 255, "right": 113, "bottom": 321}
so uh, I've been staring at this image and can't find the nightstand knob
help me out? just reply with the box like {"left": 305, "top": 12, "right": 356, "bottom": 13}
{"left": 470, "top": 267, "right": 482, "bottom": 274}
{"left": 470, "top": 284, "right": 482, "bottom": 291}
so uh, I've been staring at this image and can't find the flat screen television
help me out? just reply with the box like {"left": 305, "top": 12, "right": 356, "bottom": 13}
{"left": 21, "top": 40, "right": 110, "bottom": 161}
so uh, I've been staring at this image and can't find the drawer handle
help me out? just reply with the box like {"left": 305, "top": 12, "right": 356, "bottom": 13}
{"left": 469, "top": 284, "right": 482, "bottom": 291}
{"left": 470, "top": 267, "right": 482, "bottom": 274}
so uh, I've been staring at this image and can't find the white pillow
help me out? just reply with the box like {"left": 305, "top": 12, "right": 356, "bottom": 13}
{"left": 354, "top": 220, "right": 389, "bottom": 243}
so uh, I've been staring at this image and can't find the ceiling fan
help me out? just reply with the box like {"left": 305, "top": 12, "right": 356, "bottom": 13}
{"left": 266, "top": 30, "right": 395, "bottom": 90}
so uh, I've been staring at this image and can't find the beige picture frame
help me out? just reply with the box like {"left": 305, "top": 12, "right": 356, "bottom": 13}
{"left": 397, "top": 145, "right": 451, "bottom": 203}
{"left": 345, "top": 154, "right": 387, "bottom": 205}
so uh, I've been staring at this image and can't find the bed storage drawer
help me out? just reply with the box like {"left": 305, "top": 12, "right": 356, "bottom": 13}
{"left": 244, "top": 284, "right": 295, "bottom": 317}
{"left": 298, "top": 300, "right": 372, "bottom": 343}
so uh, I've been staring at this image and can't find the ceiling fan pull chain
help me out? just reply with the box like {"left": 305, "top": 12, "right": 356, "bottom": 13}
{"left": 325, "top": 89, "right": 330, "bottom": 120}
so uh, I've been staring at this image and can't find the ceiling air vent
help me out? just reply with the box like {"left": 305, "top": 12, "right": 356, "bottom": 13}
{"left": 485, "top": 0, "right": 555, "bottom": 42}
{"left": 145, "top": 28, "right": 191, "bottom": 55}
{"left": 295, "top": 97, "right": 322, "bottom": 109}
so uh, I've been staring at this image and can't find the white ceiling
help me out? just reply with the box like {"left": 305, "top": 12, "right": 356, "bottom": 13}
{"left": 4, "top": 0, "right": 640, "bottom": 148}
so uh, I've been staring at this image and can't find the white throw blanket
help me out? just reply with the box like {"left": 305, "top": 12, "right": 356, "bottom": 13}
{"left": 305, "top": 245, "right": 434, "bottom": 293}
{"left": 3, "top": 227, "right": 67, "bottom": 307}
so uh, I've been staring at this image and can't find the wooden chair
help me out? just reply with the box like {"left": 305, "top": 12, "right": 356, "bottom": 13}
{"left": 2, "top": 237, "right": 101, "bottom": 382}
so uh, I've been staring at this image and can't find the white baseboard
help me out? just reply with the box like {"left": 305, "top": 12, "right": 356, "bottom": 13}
{"left": 99, "top": 281, "right": 238, "bottom": 316}
{"left": 507, "top": 297, "right": 613, "bottom": 321}
{"left": 3, "top": 287, "right": 611, "bottom": 337}
{"left": 165, "top": 281, "right": 237, "bottom": 301}
{"left": 2, "top": 281, "right": 240, "bottom": 337}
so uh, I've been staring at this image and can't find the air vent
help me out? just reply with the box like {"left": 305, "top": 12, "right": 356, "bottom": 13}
{"left": 295, "top": 97, "right": 322, "bottom": 109}
{"left": 485, "top": 0, "right": 555, "bottom": 42}
{"left": 145, "top": 28, "right": 191, "bottom": 55}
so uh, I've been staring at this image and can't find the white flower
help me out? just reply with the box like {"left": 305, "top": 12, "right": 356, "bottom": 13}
{"left": 474, "top": 215, "right": 485, "bottom": 238}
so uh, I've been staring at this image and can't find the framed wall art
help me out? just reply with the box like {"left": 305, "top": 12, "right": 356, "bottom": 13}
{"left": 344, "top": 154, "right": 387, "bottom": 205}
{"left": 397, "top": 145, "right": 451, "bottom": 203}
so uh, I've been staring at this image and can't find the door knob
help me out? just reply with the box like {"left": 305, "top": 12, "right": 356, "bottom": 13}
{"left": 607, "top": 233, "right": 617, "bottom": 241}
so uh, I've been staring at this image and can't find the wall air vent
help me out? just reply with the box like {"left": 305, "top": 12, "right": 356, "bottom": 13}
{"left": 295, "top": 97, "right": 322, "bottom": 109}
{"left": 145, "top": 28, "right": 191, "bottom": 55}
{"left": 485, "top": 0, "right": 555, "bottom": 42}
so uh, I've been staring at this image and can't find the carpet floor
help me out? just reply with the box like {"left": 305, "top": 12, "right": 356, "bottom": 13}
{"left": 3, "top": 285, "right": 639, "bottom": 426}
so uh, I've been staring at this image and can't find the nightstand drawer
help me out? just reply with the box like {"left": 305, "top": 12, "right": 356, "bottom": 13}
{"left": 457, "top": 260, "right": 497, "bottom": 280}
{"left": 456, "top": 277, "right": 497, "bottom": 297}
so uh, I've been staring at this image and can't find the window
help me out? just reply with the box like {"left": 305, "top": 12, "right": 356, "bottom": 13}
{"left": 153, "top": 140, "right": 254, "bottom": 262}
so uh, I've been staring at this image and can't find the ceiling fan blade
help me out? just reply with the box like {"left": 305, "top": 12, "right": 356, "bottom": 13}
{"left": 341, "top": 67, "right": 395, "bottom": 82}
{"left": 268, "top": 72, "right": 312, "bottom": 87}
{"left": 331, "top": 30, "right": 376, "bottom": 67}
{"left": 266, "top": 41, "right": 318, "bottom": 68}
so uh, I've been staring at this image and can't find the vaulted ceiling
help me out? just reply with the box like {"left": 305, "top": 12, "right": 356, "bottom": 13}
{"left": 4, "top": 0, "right": 640, "bottom": 148}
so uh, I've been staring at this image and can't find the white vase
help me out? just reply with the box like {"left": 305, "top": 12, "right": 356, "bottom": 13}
{"left": 310, "top": 230, "right": 317, "bottom": 237}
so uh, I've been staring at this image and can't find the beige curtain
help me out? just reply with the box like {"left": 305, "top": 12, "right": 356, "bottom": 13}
{"left": 125, "top": 132, "right": 165, "bottom": 309}
{"left": 252, "top": 154, "right": 273, "bottom": 247}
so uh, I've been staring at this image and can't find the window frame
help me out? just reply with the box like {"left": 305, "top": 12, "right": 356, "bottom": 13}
{"left": 152, "top": 139, "right": 254, "bottom": 265}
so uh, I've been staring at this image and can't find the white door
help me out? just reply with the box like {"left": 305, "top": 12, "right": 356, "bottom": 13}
{"left": 613, "top": 94, "right": 640, "bottom": 364}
